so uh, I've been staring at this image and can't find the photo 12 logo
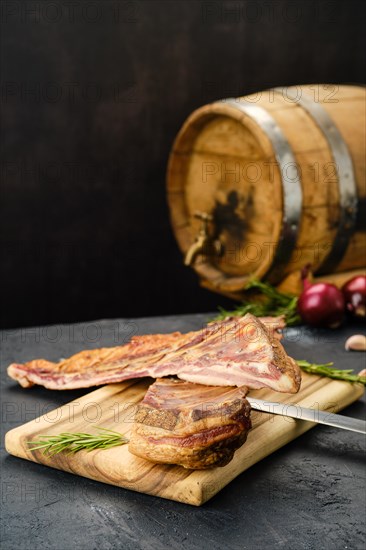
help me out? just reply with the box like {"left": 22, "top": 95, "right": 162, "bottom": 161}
{"left": 1, "top": 81, "right": 139, "bottom": 104}
{"left": 0, "top": 1, "right": 140, "bottom": 25}
{"left": 201, "top": 1, "right": 339, "bottom": 25}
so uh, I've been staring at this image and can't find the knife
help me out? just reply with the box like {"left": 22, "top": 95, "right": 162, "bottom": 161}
{"left": 247, "top": 397, "right": 366, "bottom": 434}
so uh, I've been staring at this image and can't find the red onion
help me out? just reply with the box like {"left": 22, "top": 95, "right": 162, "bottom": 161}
{"left": 342, "top": 276, "right": 366, "bottom": 318}
{"left": 297, "top": 268, "right": 345, "bottom": 328}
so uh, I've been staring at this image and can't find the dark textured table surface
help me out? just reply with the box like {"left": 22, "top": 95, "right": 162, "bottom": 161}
{"left": 1, "top": 314, "right": 365, "bottom": 550}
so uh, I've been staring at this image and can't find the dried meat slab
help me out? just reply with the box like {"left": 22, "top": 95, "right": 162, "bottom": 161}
{"left": 8, "top": 314, "right": 300, "bottom": 393}
{"left": 129, "top": 378, "right": 251, "bottom": 469}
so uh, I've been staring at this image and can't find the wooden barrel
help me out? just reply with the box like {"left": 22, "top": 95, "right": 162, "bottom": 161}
{"left": 167, "top": 84, "right": 366, "bottom": 298}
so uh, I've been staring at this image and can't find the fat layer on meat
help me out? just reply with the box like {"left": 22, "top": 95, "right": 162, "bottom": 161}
{"left": 129, "top": 377, "right": 252, "bottom": 469}
{"left": 8, "top": 314, "right": 300, "bottom": 393}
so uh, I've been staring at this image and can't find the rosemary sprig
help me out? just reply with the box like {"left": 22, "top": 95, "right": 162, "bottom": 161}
{"left": 215, "top": 279, "right": 301, "bottom": 326}
{"left": 28, "top": 427, "right": 129, "bottom": 457}
{"left": 296, "top": 360, "right": 366, "bottom": 385}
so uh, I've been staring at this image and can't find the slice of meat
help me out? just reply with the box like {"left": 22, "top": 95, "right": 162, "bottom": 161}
{"left": 7, "top": 316, "right": 285, "bottom": 387}
{"left": 7, "top": 332, "right": 192, "bottom": 389}
{"left": 8, "top": 314, "right": 300, "bottom": 393}
{"left": 129, "top": 378, "right": 251, "bottom": 469}
{"left": 154, "top": 315, "right": 300, "bottom": 392}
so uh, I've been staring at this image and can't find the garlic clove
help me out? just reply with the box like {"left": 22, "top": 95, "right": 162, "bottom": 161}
{"left": 345, "top": 334, "right": 366, "bottom": 351}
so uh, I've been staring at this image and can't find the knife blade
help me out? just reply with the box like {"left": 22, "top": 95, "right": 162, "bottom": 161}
{"left": 247, "top": 397, "right": 366, "bottom": 434}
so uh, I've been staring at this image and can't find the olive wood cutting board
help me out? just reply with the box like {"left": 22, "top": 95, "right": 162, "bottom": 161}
{"left": 5, "top": 373, "right": 364, "bottom": 506}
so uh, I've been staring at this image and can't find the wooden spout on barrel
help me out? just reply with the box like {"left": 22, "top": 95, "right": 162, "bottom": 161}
{"left": 184, "top": 212, "right": 223, "bottom": 266}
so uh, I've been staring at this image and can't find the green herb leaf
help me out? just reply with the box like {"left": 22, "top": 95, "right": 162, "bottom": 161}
{"left": 215, "top": 279, "right": 301, "bottom": 326}
{"left": 296, "top": 360, "right": 366, "bottom": 385}
{"left": 28, "top": 427, "right": 129, "bottom": 457}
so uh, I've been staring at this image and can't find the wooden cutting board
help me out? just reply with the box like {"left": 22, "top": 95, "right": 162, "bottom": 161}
{"left": 5, "top": 373, "right": 364, "bottom": 506}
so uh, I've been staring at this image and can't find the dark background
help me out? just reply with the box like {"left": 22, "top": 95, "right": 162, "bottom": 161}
{"left": 1, "top": 0, "right": 365, "bottom": 329}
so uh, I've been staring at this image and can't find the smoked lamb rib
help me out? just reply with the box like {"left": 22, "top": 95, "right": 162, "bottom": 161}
{"left": 8, "top": 314, "right": 300, "bottom": 393}
{"left": 129, "top": 377, "right": 252, "bottom": 469}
